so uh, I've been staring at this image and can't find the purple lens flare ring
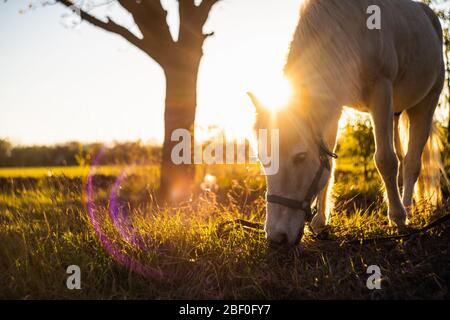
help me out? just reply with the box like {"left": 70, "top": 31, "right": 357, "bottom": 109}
{"left": 85, "top": 146, "right": 167, "bottom": 280}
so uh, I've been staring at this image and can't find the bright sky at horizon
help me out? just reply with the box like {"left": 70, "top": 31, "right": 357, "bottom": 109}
{"left": 0, "top": 0, "right": 303, "bottom": 146}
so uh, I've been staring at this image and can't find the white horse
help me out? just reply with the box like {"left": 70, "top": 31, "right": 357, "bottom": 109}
{"left": 249, "top": 0, "right": 445, "bottom": 245}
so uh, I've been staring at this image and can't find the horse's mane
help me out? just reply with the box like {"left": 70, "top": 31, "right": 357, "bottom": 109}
{"left": 284, "top": 0, "right": 375, "bottom": 108}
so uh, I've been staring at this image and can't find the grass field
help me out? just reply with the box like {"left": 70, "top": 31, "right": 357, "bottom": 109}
{"left": 0, "top": 165, "right": 155, "bottom": 179}
{"left": 0, "top": 160, "right": 449, "bottom": 299}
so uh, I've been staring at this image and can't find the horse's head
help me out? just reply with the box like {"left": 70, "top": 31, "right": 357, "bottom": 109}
{"left": 248, "top": 92, "right": 336, "bottom": 246}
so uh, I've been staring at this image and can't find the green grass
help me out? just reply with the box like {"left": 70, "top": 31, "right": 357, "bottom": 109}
{"left": 0, "top": 163, "right": 449, "bottom": 299}
{"left": 0, "top": 165, "right": 158, "bottom": 178}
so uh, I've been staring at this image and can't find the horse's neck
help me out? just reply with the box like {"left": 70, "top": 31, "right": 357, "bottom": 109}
{"left": 287, "top": 0, "right": 365, "bottom": 106}
{"left": 305, "top": 99, "right": 342, "bottom": 143}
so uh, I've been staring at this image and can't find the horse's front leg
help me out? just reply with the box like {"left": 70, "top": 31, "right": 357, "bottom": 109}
{"left": 310, "top": 171, "right": 334, "bottom": 233}
{"left": 311, "top": 118, "right": 340, "bottom": 233}
{"left": 369, "top": 79, "right": 407, "bottom": 226}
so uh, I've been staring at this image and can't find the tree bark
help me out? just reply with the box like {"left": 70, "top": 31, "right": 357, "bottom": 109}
{"left": 54, "top": 0, "right": 219, "bottom": 204}
{"left": 160, "top": 55, "right": 202, "bottom": 203}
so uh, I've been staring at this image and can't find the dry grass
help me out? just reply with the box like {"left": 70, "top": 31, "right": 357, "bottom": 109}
{"left": 0, "top": 164, "right": 449, "bottom": 299}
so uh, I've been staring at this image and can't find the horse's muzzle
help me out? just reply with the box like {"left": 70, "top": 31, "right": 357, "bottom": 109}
{"left": 267, "top": 228, "right": 304, "bottom": 248}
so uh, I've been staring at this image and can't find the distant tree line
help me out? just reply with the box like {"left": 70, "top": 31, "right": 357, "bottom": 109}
{"left": 0, "top": 140, "right": 161, "bottom": 167}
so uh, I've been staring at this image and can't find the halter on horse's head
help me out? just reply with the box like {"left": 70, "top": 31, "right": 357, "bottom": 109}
{"left": 267, "top": 139, "right": 337, "bottom": 222}
{"left": 249, "top": 92, "right": 338, "bottom": 245}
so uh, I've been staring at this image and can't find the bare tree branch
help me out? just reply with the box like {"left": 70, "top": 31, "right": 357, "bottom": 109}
{"left": 177, "top": 0, "right": 220, "bottom": 46}
{"left": 118, "top": 0, "right": 174, "bottom": 46}
{"left": 56, "top": 0, "right": 145, "bottom": 50}
{"left": 198, "top": 0, "right": 220, "bottom": 27}
{"left": 55, "top": 0, "right": 220, "bottom": 65}
{"left": 199, "top": 0, "right": 220, "bottom": 16}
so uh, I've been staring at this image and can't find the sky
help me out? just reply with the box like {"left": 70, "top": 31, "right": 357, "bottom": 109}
{"left": 0, "top": 0, "right": 303, "bottom": 145}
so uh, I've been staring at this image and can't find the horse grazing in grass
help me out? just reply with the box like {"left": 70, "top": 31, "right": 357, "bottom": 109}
{"left": 249, "top": 0, "right": 445, "bottom": 246}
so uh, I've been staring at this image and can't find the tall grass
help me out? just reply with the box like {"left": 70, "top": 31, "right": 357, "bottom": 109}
{"left": 0, "top": 163, "right": 449, "bottom": 299}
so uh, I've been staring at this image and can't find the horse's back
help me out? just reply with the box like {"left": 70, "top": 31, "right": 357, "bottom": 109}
{"left": 417, "top": 1, "right": 443, "bottom": 45}
{"left": 382, "top": 0, "right": 444, "bottom": 110}
{"left": 287, "top": 0, "right": 444, "bottom": 110}
{"left": 357, "top": 0, "right": 443, "bottom": 93}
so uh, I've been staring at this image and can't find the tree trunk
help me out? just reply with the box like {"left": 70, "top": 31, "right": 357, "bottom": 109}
{"left": 160, "top": 58, "right": 201, "bottom": 204}
{"left": 54, "top": 0, "right": 219, "bottom": 204}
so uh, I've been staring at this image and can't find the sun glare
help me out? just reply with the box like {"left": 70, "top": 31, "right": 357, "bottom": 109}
{"left": 251, "top": 75, "right": 293, "bottom": 112}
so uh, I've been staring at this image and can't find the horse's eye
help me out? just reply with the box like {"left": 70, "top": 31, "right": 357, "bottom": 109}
{"left": 293, "top": 152, "right": 307, "bottom": 165}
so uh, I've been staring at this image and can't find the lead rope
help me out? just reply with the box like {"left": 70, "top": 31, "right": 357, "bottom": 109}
{"left": 216, "top": 138, "right": 450, "bottom": 244}
{"left": 337, "top": 212, "right": 450, "bottom": 245}
{"left": 216, "top": 212, "right": 450, "bottom": 245}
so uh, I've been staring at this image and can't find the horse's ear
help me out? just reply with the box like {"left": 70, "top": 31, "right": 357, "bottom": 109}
{"left": 247, "top": 92, "right": 264, "bottom": 113}
{"left": 247, "top": 92, "right": 271, "bottom": 130}
{"left": 247, "top": 92, "right": 269, "bottom": 128}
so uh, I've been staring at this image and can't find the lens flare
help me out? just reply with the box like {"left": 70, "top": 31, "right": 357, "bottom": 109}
{"left": 251, "top": 75, "right": 292, "bottom": 112}
{"left": 85, "top": 147, "right": 167, "bottom": 280}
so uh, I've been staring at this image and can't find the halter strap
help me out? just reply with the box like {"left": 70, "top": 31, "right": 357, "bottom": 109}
{"left": 267, "top": 194, "right": 314, "bottom": 221}
{"left": 266, "top": 139, "right": 337, "bottom": 222}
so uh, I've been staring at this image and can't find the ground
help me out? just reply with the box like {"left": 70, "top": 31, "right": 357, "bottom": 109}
{"left": 0, "top": 161, "right": 449, "bottom": 299}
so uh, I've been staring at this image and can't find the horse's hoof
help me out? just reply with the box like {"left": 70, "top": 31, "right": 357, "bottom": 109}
{"left": 314, "top": 228, "right": 331, "bottom": 240}
{"left": 388, "top": 214, "right": 406, "bottom": 228}
{"left": 405, "top": 216, "right": 412, "bottom": 226}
